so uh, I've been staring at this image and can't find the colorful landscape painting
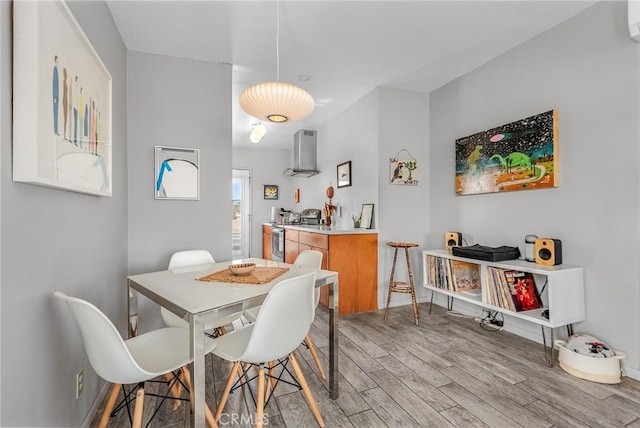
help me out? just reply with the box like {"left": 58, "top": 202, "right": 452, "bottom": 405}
{"left": 455, "top": 110, "right": 558, "bottom": 196}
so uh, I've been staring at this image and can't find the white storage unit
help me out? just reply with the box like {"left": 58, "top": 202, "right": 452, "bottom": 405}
{"left": 423, "top": 249, "right": 585, "bottom": 366}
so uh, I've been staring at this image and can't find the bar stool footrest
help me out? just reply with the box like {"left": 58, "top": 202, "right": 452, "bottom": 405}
{"left": 390, "top": 281, "right": 413, "bottom": 293}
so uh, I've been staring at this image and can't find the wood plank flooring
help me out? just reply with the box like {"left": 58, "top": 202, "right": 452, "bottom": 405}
{"left": 90, "top": 303, "right": 640, "bottom": 427}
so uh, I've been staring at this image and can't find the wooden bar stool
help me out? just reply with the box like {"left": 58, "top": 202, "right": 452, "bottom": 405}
{"left": 384, "top": 242, "right": 419, "bottom": 325}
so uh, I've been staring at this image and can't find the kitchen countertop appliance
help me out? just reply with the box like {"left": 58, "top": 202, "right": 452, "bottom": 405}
{"left": 279, "top": 209, "right": 301, "bottom": 224}
{"left": 300, "top": 208, "right": 322, "bottom": 225}
{"left": 271, "top": 225, "right": 285, "bottom": 262}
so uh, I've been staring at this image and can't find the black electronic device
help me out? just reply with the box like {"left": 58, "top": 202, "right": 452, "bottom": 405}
{"left": 452, "top": 244, "right": 521, "bottom": 262}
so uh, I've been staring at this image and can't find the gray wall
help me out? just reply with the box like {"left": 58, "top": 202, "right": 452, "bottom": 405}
{"left": 127, "top": 51, "right": 232, "bottom": 332}
{"left": 1, "top": 1, "right": 128, "bottom": 426}
{"left": 429, "top": 1, "right": 640, "bottom": 377}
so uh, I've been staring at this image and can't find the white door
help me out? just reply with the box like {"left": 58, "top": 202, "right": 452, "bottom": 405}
{"left": 232, "top": 169, "right": 251, "bottom": 259}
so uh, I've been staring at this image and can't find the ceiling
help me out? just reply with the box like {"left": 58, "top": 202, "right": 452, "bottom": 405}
{"left": 106, "top": 0, "right": 596, "bottom": 150}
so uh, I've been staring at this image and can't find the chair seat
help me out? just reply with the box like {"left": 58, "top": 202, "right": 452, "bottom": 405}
{"left": 211, "top": 324, "right": 255, "bottom": 362}
{"left": 126, "top": 327, "right": 216, "bottom": 376}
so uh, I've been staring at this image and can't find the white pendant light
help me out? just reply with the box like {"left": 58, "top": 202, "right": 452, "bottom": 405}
{"left": 239, "top": 0, "right": 314, "bottom": 124}
{"left": 249, "top": 122, "right": 267, "bottom": 143}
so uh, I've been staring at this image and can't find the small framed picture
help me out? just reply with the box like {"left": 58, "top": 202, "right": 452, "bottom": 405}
{"left": 361, "top": 203, "right": 374, "bottom": 229}
{"left": 264, "top": 184, "right": 279, "bottom": 200}
{"left": 337, "top": 161, "right": 352, "bottom": 188}
{"left": 294, "top": 188, "right": 300, "bottom": 203}
{"left": 155, "top": 146, "right": 200, "bottom": 200}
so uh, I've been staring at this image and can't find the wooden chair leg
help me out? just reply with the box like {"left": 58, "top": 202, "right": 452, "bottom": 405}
{"left": 256, "top": 365, "right": 265, "bottom": 428}
{"left": 164, "top": 372, "right": 182, "bottom": 410}
{"left": 215, "top": 361, "right": 240, "bottom": 421}
{"left": 180, "top": 366, "right": 218, "bottom": 428}
{"left": 264, "top": 361, "right": 276, "bottom": 402}
{"left": 289, "top": 353, "right": 325, "bottom": 427}
{"left": 132, "top": 387, "right": 145, "bottom": 428}
{"left": 98, "top": 383, "right": 121, "bottom": 428}
{"left": 305, "top": 335, "right": 326, "bottom": 380}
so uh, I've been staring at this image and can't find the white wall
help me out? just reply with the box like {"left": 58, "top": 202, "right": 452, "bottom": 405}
{"left": 1, "top": 1, "right": 128, "bottom": 426}
{"left": 235, "top": 87, "right": 431, "bottom": 313}
{"left": 232, "top": 147, "right": 295, "bottom": 257}
{"left": 305, "top": 90, "right": 381, "bottom": 227}
{"left": 377, "top": 87, "right": 430, "bottom": 308}
{"left": 429, "top": 1, "right": 640, "bottom": 378}
{"left": 126, "top": 51, "right": 232, "bottom": 332}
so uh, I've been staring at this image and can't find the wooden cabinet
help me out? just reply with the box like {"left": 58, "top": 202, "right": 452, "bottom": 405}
{"left": 284, "top": 229, "right": 299, "bottom": 264}
{"left": 262, "top": 225, "right": 272, "bottom": 260}
{"left": 285, "top": 228, "right": 378, "bottom": 315}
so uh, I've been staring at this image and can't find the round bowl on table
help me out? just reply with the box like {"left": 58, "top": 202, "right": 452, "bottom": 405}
{"left": 228, "top": 263, "right": 256, "bottom": 276}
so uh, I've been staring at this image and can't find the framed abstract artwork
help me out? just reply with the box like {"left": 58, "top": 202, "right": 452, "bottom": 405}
{"left": 155, "top": 146, "right": 200, "bottom": 200}
{"left": 455, "top": 110, "right": 559, "bottom": 196}
{"left": 13, "top": 0, "right": 113, "bottom": 196}
{"left": 264, "top": 185, "right": 279, "bottom": 200}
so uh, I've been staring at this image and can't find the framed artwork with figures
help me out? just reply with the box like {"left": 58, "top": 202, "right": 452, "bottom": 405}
{"left": 12, "top": 0, "right": 113, "bottom": 196}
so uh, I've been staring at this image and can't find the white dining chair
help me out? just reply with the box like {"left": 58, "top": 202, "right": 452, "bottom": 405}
{"left": 243, "top": 250, "right": 326, "bottom": 379}
{"left": 54, "top": 291, "right": 218, "bottom": 428}
{"left": 161, "top": 250, "right": 244, "bottom": 337}
{"left": 213, "top": 272, "right": 324, "bottom": 428}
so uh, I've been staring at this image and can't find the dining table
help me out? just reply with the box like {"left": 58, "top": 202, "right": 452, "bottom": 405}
{"left": 127, "top": 258, "right": 339, "bottom": 427}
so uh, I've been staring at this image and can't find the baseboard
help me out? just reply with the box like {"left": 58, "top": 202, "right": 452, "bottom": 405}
{"left": 80, "top": 380, "right": 111, "bottom": 428}
{"left": 622, "top": 365, "right": 640, "bottom": 381}
{"left": 378, "top": 293, "right": 430, "bottom": 310}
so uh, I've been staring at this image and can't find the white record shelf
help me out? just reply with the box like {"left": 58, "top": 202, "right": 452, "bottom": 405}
{"left": 423, "top": 250, "right": 585, "bottom": 329}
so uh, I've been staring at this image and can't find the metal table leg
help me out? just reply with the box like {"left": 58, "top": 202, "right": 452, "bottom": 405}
{"left": 127, "top": 280, "right": 138, "bottom": 338}
{"left": 328, "top": 277, "right": 339, "bottom": 400}
{"left": 189, "top": 315, "right": 206, "bottom": 427}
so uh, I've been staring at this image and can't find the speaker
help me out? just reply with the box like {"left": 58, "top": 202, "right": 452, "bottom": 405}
{"left": 525, "top": 234, "right": 538, "bottom": 262}
{"left": 534, "top": 238, "right": 562, "bottom": 266}
{"left": 445, "top": 231, "right": 462, "bottom": 252}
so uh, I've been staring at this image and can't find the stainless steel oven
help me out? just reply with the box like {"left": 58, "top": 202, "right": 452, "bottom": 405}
{"left": 271, "top": 226, "right": 285, "bottom": 262}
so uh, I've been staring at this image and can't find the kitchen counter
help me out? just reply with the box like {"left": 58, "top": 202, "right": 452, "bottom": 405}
{"left": 283, "top": 224, "right": 379, "bottom": 235}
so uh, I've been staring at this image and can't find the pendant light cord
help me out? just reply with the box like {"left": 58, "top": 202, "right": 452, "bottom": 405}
{"left": 276, "top": 0, "right": 280, "bottom": 82}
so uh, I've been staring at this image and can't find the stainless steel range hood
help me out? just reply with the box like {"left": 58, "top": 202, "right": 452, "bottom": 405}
{"left": 283, "top": 130, "right": 320, "bottom": 177}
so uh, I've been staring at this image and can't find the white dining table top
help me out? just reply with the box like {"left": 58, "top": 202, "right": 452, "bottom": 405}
{"left": 127, "top": 258, "right": 337, "bottom": 318}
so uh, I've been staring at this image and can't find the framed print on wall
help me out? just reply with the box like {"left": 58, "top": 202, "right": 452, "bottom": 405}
{"left": 12, "top": 0, "right": 113, "bottom": 196}
{"left": 337, "top": 161, "right": 352, "bottom": 188}
{"left": 360, "top": 203, "right": 374, "bottom": 229}
{"left": 155, "top": 146, "right": 200, "bottom": 200}
{"left": 455, "top": 110, "right": 558, "bottom": 196}
{"left": 264, "top": 185, "right": 279, "bottom": 200}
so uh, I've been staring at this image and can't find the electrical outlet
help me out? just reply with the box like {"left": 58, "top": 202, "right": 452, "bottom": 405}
{"left": 76, "top": 368, "right": 84, "bottom": 399}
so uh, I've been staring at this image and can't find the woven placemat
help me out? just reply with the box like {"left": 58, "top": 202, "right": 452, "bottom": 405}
{"left": 197, "top": 267, "right": 289, "bottom": 285}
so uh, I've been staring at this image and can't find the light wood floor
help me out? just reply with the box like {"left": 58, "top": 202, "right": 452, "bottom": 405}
{"left": 91, "top": 303, "right": 640, "bottom": 427}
